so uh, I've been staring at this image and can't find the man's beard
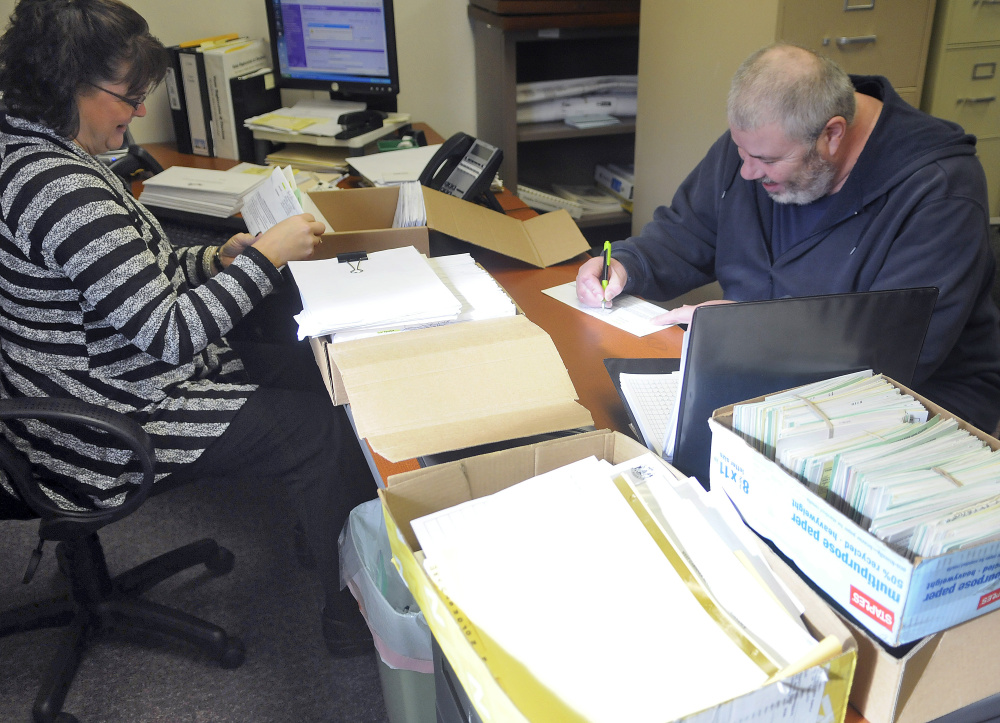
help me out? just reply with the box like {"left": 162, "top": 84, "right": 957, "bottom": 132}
{"left": 763, "top": 148, "right": 837, "bottom": 205}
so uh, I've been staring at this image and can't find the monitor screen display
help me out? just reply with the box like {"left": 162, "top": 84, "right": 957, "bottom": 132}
{"left": 265, "top": 0, "right": 399, "bottom": 110}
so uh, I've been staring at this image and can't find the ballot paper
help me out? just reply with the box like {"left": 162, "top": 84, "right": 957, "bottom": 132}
{"left": 410, "top": 454, "right": 833, "bottom": 723}
{"left": 541, "top": 281, "right": 672, "bottom": 337}
{"left": 240, "top": 166, "right": 302, "bottom": 236}
{"left": 732, "top": 372, "right": 1000, "bottom": 558}
{"left": 288, "top": 246, "right": 462, "bottom": 339}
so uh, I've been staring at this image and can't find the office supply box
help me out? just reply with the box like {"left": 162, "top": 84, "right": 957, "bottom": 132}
{"left": 709, "top": 379, "right": 1000, "bottom": 723}
{"left": 310, "top": 314, "right": 594, "bottom": 462}
{"left": 305, "top": 185, "right": 589, "bottom": 268}
{"left": 379, "top": 430, "right": 857, "bottom": 723}
{"left": 709, "top": 377, "right": 1000, "bottom": 647}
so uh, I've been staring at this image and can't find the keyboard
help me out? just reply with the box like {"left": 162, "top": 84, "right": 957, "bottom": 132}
{"left": 147, "top": 204, "right": 248, "bottom": 248}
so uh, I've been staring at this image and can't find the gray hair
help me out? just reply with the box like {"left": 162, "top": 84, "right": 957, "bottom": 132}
{"left": 727, "top": 43, "right": 856, "bottom": 145}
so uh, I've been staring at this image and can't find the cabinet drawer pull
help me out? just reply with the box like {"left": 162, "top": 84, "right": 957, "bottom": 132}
{"left": 844, "top": 0, "right": 875, "bottom": 9}
{"left": 957, "top": 96, "right": 997, "bottom": 104}
{"left": 974, "top": 0, "right": 1000, "bottom": 6}
{"left": 835, "top": 35, "right": 877, "bottom": 46}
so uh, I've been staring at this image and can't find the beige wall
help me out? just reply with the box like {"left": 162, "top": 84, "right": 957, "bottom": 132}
{"left": 631, "top": 2, "right": 780, "bottom": 306}
{"left": 633, "top": 1, "right": 779, "bottom": 232}
{"left": 0, "top": 0, "right": 477, "bottom": 144}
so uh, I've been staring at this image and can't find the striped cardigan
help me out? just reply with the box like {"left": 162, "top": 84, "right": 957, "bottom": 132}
{"left": 0, "top": 114, "right": 283, "bottom": 510}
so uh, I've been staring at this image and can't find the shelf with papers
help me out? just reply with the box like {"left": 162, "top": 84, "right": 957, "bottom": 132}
{"left": 471, "top": 17, "right": 638, "bottom": 195}
{"left": 516, "top": 118, "right": 636, "bottom": 143}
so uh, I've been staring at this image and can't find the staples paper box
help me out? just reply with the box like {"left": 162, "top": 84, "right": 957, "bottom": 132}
{"left": 306, "top": 185, "right": 589, "bottom": 268}
{"left": 379, "top": 430, "right": 857, "bottom": 723}
{"left": 708, "top": 379, "right": 1000, "bottom": 649}
{"left": 837, "top": 600, "right": 1000, "bottom": 723}
{"left": 315, "top": 315, "right": 593, "bottom": 462}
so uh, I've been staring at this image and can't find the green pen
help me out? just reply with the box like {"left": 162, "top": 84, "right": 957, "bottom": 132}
{"left": 601, "top": 240, "right": 612, "bottom": 310}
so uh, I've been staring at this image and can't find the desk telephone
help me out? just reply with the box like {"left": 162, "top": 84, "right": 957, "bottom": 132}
{"left": 418, "top": 132, "right": 503, "bottom": 212}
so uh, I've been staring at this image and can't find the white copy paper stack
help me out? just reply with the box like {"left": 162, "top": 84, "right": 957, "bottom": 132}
{"left": 289, "top": 246, "right": 463, "bottom": 340}
{"left": 410, "top": 454, "right": 834, "bottom": 723}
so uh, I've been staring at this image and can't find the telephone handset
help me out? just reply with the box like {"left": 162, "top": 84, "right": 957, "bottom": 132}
{"left": 418, "top": 132, "right": 504, "bottom": 213}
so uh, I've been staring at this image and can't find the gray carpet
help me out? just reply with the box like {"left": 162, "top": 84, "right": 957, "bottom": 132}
{"left": 0, "top": 474, "right": 393, "bottom": 723}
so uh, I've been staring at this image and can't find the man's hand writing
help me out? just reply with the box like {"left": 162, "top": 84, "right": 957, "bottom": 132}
{"left": 576, "top": 254, "right": 627, "bottom": 308}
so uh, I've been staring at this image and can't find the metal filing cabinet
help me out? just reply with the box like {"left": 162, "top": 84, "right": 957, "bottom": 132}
{"left": 923, "top": 0, "right": 1000, "bottom": 215}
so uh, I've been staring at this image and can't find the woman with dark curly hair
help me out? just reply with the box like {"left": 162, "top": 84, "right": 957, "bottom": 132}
{"left": 0, "top": 0, "right": 376, "bottom": 657}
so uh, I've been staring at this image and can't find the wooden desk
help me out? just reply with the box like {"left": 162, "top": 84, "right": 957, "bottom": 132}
{"left": 141, "top": 141, "right": 866, "bottom": 723}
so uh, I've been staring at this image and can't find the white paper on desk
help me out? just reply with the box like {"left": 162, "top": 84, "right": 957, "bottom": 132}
{"left": 240, "top": 166, "right": 304, "bottom": 236}
{"left": 541, "top": 281, "right": 672, "bottom": 337}
{"left": 347, "top": 144, "right": 441, "bottom": 186}
{"left": 411, "top": 456, "right": 783, "bottom": 723}
{"left": 288, "top": 246, "right": 461, "bottom": 339}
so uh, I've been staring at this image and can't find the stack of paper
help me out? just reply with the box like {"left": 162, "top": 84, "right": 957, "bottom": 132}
{"left": 347, "top": 145, "right": 442, "bottom": 187}
{"left": 265, "top": 143, "right": 352, "bottom": 173}
{"left": 288, "top": 246, "right": 462, "bottom": 339}
{"left": 551, "top": 183, "right": 625, "bottom": 216}
{"left": 238, "top": 165, "right": 334, "bottom": 236}
{"left": 391, "top": 181, "right": 427, "bottom": 227}
{"left": 516, "top": 74, "right": 638, "bottom": 124}
{"left": 328, "top": 253, "right": 517, "bottom": 343}
{"left": 410, "top": 453, "right": 836, "bottom": 723}
{"left": 243, "top": 99, "right": 366, "bottom": 138}
{"left": 619, "top": 371, "right": 682, "bottom": 457}
{"left": 732, "top": 371, "right": 1000, "bottom": 558}
{"left": 139, "top": 166, "right": 267, "bottom": 217}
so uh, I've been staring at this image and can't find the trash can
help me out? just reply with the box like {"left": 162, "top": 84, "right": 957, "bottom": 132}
{"left": 340, "top": 499, "right": 435, "bottom": 723}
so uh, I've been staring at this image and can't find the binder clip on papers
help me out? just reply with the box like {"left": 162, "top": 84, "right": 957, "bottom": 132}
{"left": 338, "top": 251, "right": 367, "bottom": 273}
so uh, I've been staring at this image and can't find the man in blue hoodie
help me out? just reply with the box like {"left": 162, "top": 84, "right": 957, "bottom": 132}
{"left": 578, "top": 43, "right": 1000, "bottom": 434}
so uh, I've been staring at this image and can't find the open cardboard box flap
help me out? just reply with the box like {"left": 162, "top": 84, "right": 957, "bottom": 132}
{"left": 330, "top": 315, "right": 594, "bottom": 461}
{"left": 307, "top": 185, "right": 589, "bottom": 267}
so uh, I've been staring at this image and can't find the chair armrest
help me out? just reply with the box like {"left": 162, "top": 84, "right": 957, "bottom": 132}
{"left": 0, "top": 397, "right": 156, "bottom": 526}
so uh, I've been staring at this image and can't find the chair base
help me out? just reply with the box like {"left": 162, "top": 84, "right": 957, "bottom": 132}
{"left": 0, "top": 532, "right": 245, "bottom": 723}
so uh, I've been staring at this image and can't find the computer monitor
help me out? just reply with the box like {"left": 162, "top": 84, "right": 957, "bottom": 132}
{"left": 264, "top": 0, "right": 400, "bottom": 112}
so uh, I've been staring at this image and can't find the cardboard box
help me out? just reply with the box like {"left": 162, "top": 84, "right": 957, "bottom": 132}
{"left": 708, "top": 379, "right": 1000, "bottom": 647}
{"left": 306, "top": 185, "right": 590, "bottom": 268}
{"left": 838, "top": 601, "right": 1000, "bottom": 723}
{"left": 315, "top": 315, "right": 593, "bottom": 462}
{"left": 380, "top": 430, "right": 857, "bottom": 723}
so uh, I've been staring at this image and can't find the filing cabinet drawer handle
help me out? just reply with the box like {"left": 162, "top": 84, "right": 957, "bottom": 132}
{"left": 957, "top": 96, "right": 997, "bottom": 104}
{"left": 974, "top": 0, "right": 1000, "bottom": 6}
{"left": 844, "top": 0, "right": 875, "bottom": 9}
{"left": 835, "top": 35, "right": 877, "bottom": 46}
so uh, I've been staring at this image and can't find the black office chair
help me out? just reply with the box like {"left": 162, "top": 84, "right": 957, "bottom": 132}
{"left": 0, "top": 396, "right": 245, "bottom": 723}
